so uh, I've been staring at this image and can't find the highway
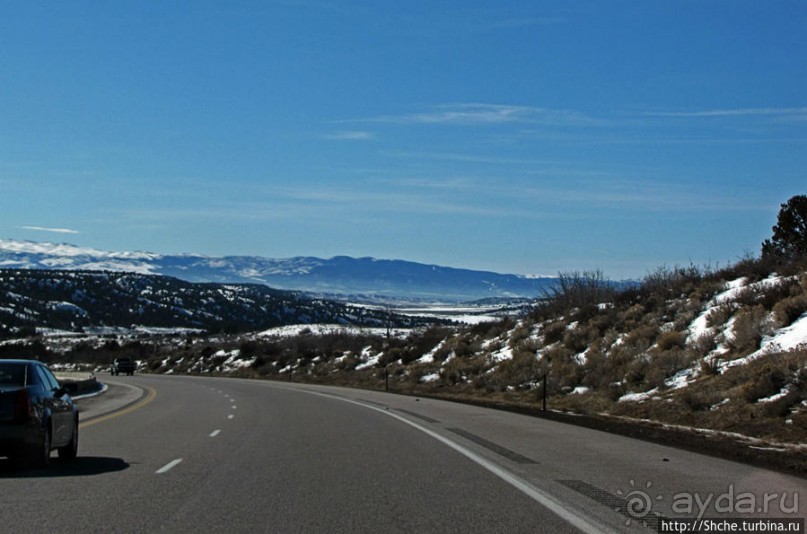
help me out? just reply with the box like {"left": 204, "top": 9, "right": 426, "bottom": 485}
{"left": 1, "top": 374, "right": 805, "bottom": 533}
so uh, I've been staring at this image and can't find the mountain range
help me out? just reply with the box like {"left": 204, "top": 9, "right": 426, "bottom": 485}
{"left": 0, "top": 240, "right": 555, "bottom": 302}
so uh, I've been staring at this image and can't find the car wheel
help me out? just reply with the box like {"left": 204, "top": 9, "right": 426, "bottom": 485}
{"left": 31, "top": 426, "right": 52, "bottom": 468}
{"left": 58, "top": 420, "right": 78, "bottom": 461}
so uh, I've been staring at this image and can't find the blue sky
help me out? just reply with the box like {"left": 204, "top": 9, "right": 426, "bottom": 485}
{"left": 1, "top": 1, "right": 805, "bottom": 278}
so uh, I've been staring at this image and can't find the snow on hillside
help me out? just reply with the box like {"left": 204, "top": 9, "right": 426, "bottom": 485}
{"left": 256, "top": 324, "right": 411, "bottom": 339}
{"left": 725, "top": 313, "right": 807, "bottom": 370}
{"left": 618, "top": 274, "right": 807, "bottom": 401}
{"left": 685, "top": 274, "right": 807, "bottom": 369}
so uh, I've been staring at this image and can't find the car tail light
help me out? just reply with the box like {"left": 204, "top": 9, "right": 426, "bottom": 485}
{"left": 15, "top": 389, "right": 33, "bottom": 421}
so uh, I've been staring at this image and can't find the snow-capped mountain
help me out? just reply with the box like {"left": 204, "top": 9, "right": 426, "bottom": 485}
{"left": 0, "top": 240, "right": 555, "bottom": 302}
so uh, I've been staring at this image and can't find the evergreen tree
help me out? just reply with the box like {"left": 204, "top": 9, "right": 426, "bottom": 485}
{"left": 762, "top": 195, "right": 807, "bottom": 261}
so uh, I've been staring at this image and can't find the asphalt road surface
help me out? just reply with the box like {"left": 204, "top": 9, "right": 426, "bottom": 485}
{"left": 1, "top": 374, "right": 805, "bottom": 533}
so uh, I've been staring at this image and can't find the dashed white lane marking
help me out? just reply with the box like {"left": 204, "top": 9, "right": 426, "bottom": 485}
{"left": 228, "top": 414, "right": 234, "bottom": 419}
{"left": 156, "top": 458, "right": 183, "bottom": 474}
{"left": 210, "top": 430, "right": 221, "bottom": 437}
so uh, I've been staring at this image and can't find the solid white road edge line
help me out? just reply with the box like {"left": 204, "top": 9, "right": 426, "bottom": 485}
{"left": 298, "top": 389, "right": 615, "bottom": 534}
{"left": 156, "top": 459, "right": 183, "bottom": 474}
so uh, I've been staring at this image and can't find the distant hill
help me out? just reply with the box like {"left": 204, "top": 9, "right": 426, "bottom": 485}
{"left": 0, "top": 269, "right": 438, "bottom": 336}
{"left": 0, "top": 240, "right": 557, "bottom": 302}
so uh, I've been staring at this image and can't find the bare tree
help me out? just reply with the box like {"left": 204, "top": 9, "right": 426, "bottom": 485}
{"left": 539, "top": 269, "right": 614, "bottom": 315}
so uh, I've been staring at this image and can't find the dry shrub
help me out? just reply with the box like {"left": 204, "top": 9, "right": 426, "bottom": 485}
{"left": 741, "top": 363, "right": 788, "bottom": 402}
{"left": 763, "top": 389, "right": 802, "bottom": 417}
{"left": 431, "top": 334, "right": 479, "bottom": 363}
{"left": 618, "top": 304, "right": 647, "bottom": 330}
{"left": 680, "top": 388, "right": 724, "bottom": 411}
{"left": 542, "top": 321, "right": 566, "bottom": 345}
{"left": 644, "top": 349, "right": 693, "bottom": 389}
{"left": 607, "top": 382, "right": 628, "bottom": 402}
{"left": 719, "top": 253, "right": 777, "bottom": 282}
{"left": 540, "top": 269, "right": 615, "bottom": 316}
{"left": 773, "top": 294, "right": 807, "bottom": 327}
{"left": 640, "top": 264, "right": 706, "bottom": 299}
{"left": 469, "top": 317, "right": 515, "bottom": 339}
{"left": 672, "top": 304, "right": 700, "bottom": 331}
{"left": 432, "top": 343, "right": 453, "bottom": 362}
{"left": 699, "top": 355, "right": 720, "bottom": 376}
{"left": 689, "top": 332, "right": 718, "bottom": 358}
{"left": 440, "top": 354, "right": 489, "bottom": 385}
{"left": 508, "top": 324, "right": 533, "bottom": 345}
{"left": 729, "top": 305, "right": 772, "bottom": 353}
{"left": 405, "top": 363, "right": 436, "bottom": 385}
{"left": 571, "top": 303, "right": 600, "bottom": 323}
{"left": 563, "top": 323, "right": 598, "bottom": 353}
{"left": 657, "top": 331, "right": 687, "bottom": 351}
{"left": 512, "top": 337, "right": 539, "bottom": 358}
{"left": 624, "top": 357, "right": 649, "bottom": 387}
{"left": 406, "top": 326, "right": 453, "bottom": 358}
{"left": 605, "top": 337, "right": 654, "bottom": 387}
{"left": 580, "top": 348, "right": 609, "bottom": 389}
{"left": 551, "top": 353, "right": 586, "bottom": 391}
{"left": 332, "top": 353, "right": 360, "bottom": 371}
{"left": 556, "top": 390, "right": 615, "bottom": 415}
{"left": 732, "top": 286, "right": 763, "bottom": 307}
{"left": 756, "top": 278, "right": 801, "bottom": 310}
{"left": 462, "top": 339, "right": 482, "bottom": 357}
{"left": 625, "top": 324, "right": 658, "bottom": 345}
{"left": 592, "top": 307, "right": 618, "bottom": 334}
{"left": 489, "top": 351, "right": 543, "bottom": 391}
{"left": 706, "top": 303, "right": 733, "bottom": 328}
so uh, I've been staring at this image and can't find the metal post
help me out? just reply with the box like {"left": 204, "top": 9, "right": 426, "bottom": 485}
{"left": 542, "top": 373, "right": 547, "bottom": 412}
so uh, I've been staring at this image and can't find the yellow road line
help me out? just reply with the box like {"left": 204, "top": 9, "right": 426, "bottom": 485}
{"left": 79, "top": 386, "right": 158, "bottom": 428}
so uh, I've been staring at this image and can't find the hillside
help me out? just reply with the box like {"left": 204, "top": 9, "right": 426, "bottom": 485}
{"left": 0, "top": 269, "right": 439, "bottom": 336}
{"left": 0, "top": 240, "right": 557, "bottom": 302}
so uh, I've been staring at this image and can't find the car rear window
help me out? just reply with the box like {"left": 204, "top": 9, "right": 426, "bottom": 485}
{"left": 0, "top": 363, "right": 27, "bottom": 387}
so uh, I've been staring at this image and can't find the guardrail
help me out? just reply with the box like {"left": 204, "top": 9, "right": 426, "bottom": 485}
{"left": 55, "top": 372, "right": 102, "bottom": 396}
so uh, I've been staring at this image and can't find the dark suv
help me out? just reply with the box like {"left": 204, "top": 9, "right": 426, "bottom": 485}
{"left": 111, "top": 358, "right": 136, "bottom": 376}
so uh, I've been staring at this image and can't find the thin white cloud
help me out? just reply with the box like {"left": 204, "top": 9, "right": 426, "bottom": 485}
{"left": 345, "top": 103, "right": 598, "bottom": 127}
{"left": 323, "top": 130, "right": 375, "bottom": 140}
{"left": 408, "top": 104, "right": 535, "bottom": 124}
{"left": 645, "top": 107, "right": 807, "bottom": 118}
{"left": 21, "top": 225, "right": 80, "bottom": 234}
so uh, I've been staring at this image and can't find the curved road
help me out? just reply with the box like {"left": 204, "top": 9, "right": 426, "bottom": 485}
{"left": 1, "top": 374, "right": 805, "bottom": 532}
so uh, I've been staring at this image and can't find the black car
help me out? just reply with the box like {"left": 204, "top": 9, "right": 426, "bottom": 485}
{"left": 111, "top": 357, "right": 136, "bottom": 376}
{"left": 0, "top": 359, "right": 79, "bottom": 467}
